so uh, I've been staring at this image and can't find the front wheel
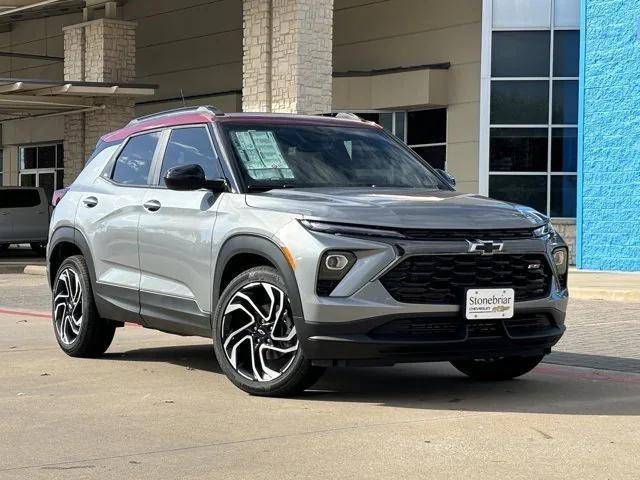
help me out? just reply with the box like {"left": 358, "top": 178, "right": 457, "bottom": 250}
{"left": 451, "top": 355, "right": 545, "bottom": 381}
{"left": 212, "top": 266, "right": 324, "bottom": 396}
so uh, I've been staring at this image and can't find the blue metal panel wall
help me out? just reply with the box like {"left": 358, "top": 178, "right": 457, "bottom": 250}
{"left": 579, "top": 0, "right": 640, "bottom": 271}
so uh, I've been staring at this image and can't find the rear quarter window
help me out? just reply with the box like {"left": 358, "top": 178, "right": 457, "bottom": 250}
{"left": 0, "top": 189, "right": 41, "bottom": 208}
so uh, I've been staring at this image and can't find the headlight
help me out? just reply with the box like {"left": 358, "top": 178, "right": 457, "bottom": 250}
{"left": 300, "top": 219, "right": 406, "bottom": 239}
{"left": 317, "top": 250, "right": 356, "bottom": 296}
{"left": 533, "top": 222, "right": 556, "bottom": 238}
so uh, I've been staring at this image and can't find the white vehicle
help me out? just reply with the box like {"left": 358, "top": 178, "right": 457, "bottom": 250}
{"left": 0, "top": 187, "right": 50, "bottom": 255}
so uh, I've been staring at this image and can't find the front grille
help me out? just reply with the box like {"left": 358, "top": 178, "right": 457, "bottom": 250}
{"left": 398, "top": 228, "right": 535, "bottom": 241}
{"left": 380, "top": 254, "right": 552, "bottom": 304}
{"left": 368, "top": 313, "right": 556, "bottom": 342}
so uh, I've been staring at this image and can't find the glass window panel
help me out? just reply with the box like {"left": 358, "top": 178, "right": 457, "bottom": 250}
{"left": 38, "top": 145, "right": 56, "bottom": 168}
{"left": 412, "top": 145, "right": 446, "bottom": 170}
{"left": 554, "top": 0, "right": 580, "bottom": 28}
{"left": 551, "top": 128, "right": 577, "bottom": 171}
{"left": 56, "top": 169, "right": 64, "bottom": 189}
{"left": 407, "top": 109, "right": 447, "bottom": 145}
{"left": 552, "top": 80, "right": 578, "bottom": 124}
{"left": 20, "top": 147, "right": 37, "bottom": 170}
{"left": 490, "top": 128, "right": 548, "bottom": 172}
{"left": 160, "top": 127, "right": 220, "bottom": 184}
{"left": 112, "top": 132, "right": 161, "bottom": 185}
{"left": 20, "top": 173, "right": 36, "bottom": 187}
{"left": 553, "top": 30, "right": 579, "bottom": 77}
{"left": 38, "top": 172, "right": 55, "bottom": 203}
{"left": 491, "top": 81, "right": 549, "bottom": 125}
{"left": 394, "top": 112, "right": 405, "bottom": 140}
{"left": 492, "top": 0, "right": 551, "bottom": 28}
{"left": 56, "top": 144, "right": 64, "bottom": 168}
{"left": 551, "top": 175, "right": 577, "bottom": 217}
{"left": 378, "top": 113, "right": 393, "bottom": 133}
{"left": 492, "top": 31, "right": 550, "bottom": 77}
{"left": 489, "top": 175, "right": 547, "bottom": 214}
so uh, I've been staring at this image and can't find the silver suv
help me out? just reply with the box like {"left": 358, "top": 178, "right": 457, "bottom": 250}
{"left": 48, "top": 106, "right": 568, "bottom": 396}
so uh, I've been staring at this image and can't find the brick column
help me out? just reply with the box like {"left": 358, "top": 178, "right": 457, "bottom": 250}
{"left": 62, "top": 19, "right": 136, "bottom": 184}
{"left": 242, "top": 0, "right": 333, "bottom": 114}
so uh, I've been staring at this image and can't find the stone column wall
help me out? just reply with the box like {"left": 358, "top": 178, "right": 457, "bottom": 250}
{"left": 242, "top": 0, "right": 333, "bottom": 114}
{"left": 243, "top": 0, "right": 272, "bottom": 112}
{"left": 63, "top": 19, "right": 136, "bottom": 182}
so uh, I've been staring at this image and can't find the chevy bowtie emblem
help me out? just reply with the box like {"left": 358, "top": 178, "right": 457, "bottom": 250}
{"left": 467, "top": 240, "right": 504, "bottom": 255}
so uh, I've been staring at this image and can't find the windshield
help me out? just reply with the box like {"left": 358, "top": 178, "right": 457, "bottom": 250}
{"left": 220, "top": 123, "right": 448, "bottom": 190}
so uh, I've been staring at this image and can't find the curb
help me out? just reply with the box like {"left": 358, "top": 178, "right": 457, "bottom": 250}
{"left": 23, "top": 265, "right": 47, "bottom": 276}
{"left": 0, "top": 265, "right": 47, "bottom": 276}
{"left": 570, "top": 288, "right": 640, "bottom": 303}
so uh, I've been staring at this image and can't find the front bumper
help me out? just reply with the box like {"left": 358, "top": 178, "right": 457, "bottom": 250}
{"left": 298, "top": 303, "right": 566, "bottom": 366}
{"left": 277, "top": 221, "right": 568, "bottom": 365}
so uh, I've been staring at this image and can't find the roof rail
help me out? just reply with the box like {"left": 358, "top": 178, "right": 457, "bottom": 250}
{"left": 127, "top": 105, "right": 225, "bottom": 126}
{"left": 334, "top": 112, "right": 364, "bottom": 121}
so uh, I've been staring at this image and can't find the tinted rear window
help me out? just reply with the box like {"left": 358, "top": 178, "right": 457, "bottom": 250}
{"left": 0, "top": 189, "right": 41, "bottom": 208}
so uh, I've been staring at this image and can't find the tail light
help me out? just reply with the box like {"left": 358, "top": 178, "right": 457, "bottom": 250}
{"left": 52, "top": 188, "right": 68, "bottom": 207}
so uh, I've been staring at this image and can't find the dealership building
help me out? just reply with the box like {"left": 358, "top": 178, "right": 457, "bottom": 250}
{"left": 0, "top": 0, "right": 636, "bottom": 271}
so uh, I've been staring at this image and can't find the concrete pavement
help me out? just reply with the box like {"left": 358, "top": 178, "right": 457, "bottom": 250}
{"left": 0, "top": 273, "right": 639, "bottom": 479}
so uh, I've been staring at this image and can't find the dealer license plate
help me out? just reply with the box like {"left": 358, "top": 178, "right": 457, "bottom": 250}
{"left": 465, "top": 288, "right": 515, "bottom": 320}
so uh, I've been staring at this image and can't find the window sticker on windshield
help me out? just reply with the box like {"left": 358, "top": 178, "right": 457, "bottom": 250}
{"left": 231, "top": 130, "right": 293, "bottom": 180}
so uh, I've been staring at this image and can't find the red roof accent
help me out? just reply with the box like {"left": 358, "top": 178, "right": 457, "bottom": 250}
{"left": 100, "top": 111, "right": 381, "bottom": 143}
{"left": 101, "top": 112, "right": 214, "bottom": 142}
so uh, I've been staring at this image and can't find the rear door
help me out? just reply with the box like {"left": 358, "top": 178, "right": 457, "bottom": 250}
{"left": 75, "top": 130, "right": 163, "bottom": 323}
{"left": 138, "top": 125, "right": 226, "bottom": 335}
{"left": 0, "top": 189, "right": 15, "bottom": 242}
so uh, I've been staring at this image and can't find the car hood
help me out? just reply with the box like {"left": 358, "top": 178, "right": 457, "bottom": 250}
{"left": 245, "top": 188, "right": 547, "bottom": 229}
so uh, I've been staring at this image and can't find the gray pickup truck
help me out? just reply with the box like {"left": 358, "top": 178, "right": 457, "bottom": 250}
{"left": 0, "top": 186, "right": 50, "bottom": 255}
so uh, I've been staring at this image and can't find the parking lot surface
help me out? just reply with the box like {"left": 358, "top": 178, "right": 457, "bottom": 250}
{"left": 1, "top": 274, "right": 639, "bottom": 479}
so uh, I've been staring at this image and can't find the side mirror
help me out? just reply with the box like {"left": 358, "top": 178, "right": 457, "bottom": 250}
{"left": 164, "top": 164, "right": 229, "bottom": 192}
{"left": 436, "top": 168, "right": 456, "bottom": 187}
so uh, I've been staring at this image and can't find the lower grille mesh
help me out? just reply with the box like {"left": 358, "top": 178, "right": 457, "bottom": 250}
{"left": 368, "top": 314, "right": 556, "bottom": 342}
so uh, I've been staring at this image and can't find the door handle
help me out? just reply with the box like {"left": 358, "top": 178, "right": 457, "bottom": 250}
{"left": 83, "top": 196, "right": 98, "bottom": 208}
{"left": 143, "top": 200, "right": 161, "bottom": 212}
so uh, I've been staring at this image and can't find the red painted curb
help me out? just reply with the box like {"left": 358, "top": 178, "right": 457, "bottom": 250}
{"left": 0, "top": 307, "right": 51, "bottom": 319}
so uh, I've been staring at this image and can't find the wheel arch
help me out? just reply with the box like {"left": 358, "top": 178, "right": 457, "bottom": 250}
{"left": 213, "top": 234, "right": 303, "bottom": 322}
{"left": 48, "top": 227, "right": 96, "bottom": 290}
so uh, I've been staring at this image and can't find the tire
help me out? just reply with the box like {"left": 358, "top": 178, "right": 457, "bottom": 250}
{"left": 30, "top": 243, "right": 46, "bottom": 256}
{"left": 451, "top": 355, "right": 545, "bottom": 381}
{"left": 212, "top": 266, "right": 324, "bottom": 396}
{"left": 52, "top": 255, "right": 116, "bottom": 357}
{"left": 0, "top": 244, "right": 9, "bottom": 255}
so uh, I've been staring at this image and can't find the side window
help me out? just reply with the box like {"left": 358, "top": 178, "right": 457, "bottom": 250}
{"left": 0, "top": 189, "right": 40, "bottom": 208}
{"left": 111, "top": 131, "right": 161, "bottom": 185}
{"left": 159, "top": 127, "right": 221, "bottom": 185}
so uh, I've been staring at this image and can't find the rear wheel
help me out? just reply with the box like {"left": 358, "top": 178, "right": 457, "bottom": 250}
{"left": 52, "top": 255, "right": 115, "bottom": 357}
{"left": 213, "top": 266, "right": 324, "bottom": 396}
{"left": 451, "top": 355, "right": 544, "bottom": 381}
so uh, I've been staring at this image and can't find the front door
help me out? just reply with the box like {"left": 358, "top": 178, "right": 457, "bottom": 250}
{"left": 75, "top": 130, "right": 163, "bottom": 323}
{"left": 138, "top": 125, "right": 226, "bottom": 336}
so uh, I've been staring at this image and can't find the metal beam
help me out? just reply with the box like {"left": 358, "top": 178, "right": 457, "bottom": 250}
{"left": 0, "top": 51, "right": 63, "bottom": 61}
